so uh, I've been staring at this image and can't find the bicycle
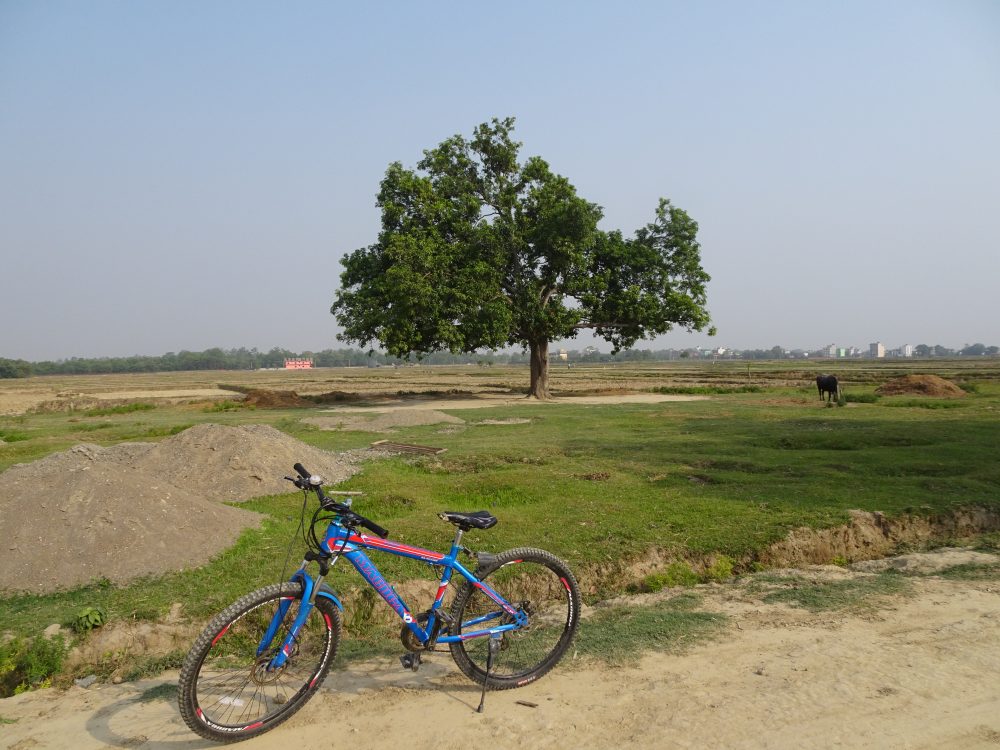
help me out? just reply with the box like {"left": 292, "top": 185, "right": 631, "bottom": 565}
{"left": 178, "top": 463, "right": 581, "bottom": 742}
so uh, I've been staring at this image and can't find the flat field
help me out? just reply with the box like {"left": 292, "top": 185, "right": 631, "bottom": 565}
{"left": 1, "top": 360, "right": 999, "bottom": 680}
{"left": 4, "top": 357, "right": 1000, "bottom": 415}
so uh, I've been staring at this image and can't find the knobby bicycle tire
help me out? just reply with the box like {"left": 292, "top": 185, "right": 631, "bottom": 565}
{"left": 449, "top": 547, "right": 581, "bottom": 689}
{"left": 178, "top": 582, "right": 341, "bottom": 743}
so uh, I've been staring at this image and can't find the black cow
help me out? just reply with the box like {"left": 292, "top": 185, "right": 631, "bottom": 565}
{"left": 816, "top": 374, "right": 840, "bottom": 403}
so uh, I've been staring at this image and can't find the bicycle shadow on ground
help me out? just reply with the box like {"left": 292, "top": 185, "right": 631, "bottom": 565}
{"left": 70, "top": 657, "right": 484, "bottom": 748}
{"left": 321, "top": 652, "right": 487, "bottom": 713}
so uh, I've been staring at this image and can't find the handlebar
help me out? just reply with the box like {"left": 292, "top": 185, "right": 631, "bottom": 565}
{"left": 285, "top": 465, "right": 389, "bottom": 539}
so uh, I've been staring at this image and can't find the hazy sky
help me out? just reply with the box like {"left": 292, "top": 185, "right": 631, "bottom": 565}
{"left": 2, "top": 1, "right": 998, "bottom": 361}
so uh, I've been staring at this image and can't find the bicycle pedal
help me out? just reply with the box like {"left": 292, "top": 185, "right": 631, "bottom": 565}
{"left": 399, "top": 652, "right": 422, "bottom": 672}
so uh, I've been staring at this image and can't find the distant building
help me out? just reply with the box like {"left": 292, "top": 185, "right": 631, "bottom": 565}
{"left": 284, "top": 358, "right": 314, "bottom": 369}
{"left": 901, "top": 344, "right": 913, "bottom": 357}
{"left": 870, "top": 342, "right": 885, "bottom": 359}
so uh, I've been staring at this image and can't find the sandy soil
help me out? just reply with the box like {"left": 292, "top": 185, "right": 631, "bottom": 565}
{"left": 0, "top": 425, "right": 360, "bottom": 594}
{"left": 320, "top": 392, "right": 708, "bottom": 414}
{"left": 3, "top": 551, "right": 998, "bottom": 750}
{"left": 0, "top": 368, "right": 711, "bottom": 416}
{"left": 0, "top": 388, "right": 238, "bottom": 416}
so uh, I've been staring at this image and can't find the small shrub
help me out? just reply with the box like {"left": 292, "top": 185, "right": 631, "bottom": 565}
{"left": 73, "top": 606, "right": 106, "bottom": 633}
{"left": 0, "top": 637, "right": 67, "bottom": 697}
{"left": 640, "top": 562, "right": 700, "bottom": 592}
{"left": 203, "top": 400, "right": 249, "bottom": 413}
{"left": 958, "top": 382, "right": 980, "bottom": 394}
{"left": 0, "top": 430, "right": 30, "bottom": 442}
{"left": 704, "top": 555, "right": 735, "bottom": 582}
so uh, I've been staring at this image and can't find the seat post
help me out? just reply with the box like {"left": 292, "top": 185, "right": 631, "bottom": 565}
{"left": 451, "top": 527, "right": 465, "bottom": 552}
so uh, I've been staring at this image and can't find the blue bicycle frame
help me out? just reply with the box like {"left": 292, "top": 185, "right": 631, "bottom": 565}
{"left": 261, "top": 515, "right": 528, "bottom": 669}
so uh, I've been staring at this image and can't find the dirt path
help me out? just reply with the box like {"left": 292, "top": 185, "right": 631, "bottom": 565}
{"left": 319, "top": 392, "right": 708, "bottom": 413}
{"left": 3, "top": 553, "right": 999, "bottom": 750}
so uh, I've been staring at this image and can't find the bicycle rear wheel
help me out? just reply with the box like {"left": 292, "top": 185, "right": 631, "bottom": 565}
{"left": 178, "top": 582, "right": 341, "bottom": 743}
{"left": 449, "top": 547, "right": 580, "bottom": 689}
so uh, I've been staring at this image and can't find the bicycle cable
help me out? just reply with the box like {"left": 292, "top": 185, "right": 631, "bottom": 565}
{"left": 275, "top": 489, "right": 311, "bottom": 588}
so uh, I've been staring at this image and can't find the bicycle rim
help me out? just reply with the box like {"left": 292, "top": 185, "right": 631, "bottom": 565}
{"left": 179, "top": 584, "right": 339, "bottom": 741}
{"left": 450, "top": 549, "right": 580, "bottom": 688}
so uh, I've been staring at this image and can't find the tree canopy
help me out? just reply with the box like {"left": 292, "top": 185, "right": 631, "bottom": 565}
{"left": 332, "top": 117, "right": 714, "bottom": 398}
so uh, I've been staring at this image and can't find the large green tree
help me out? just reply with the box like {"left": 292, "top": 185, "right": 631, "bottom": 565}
{"left": 332, "top": 118, "right": 713, "bottom": 398}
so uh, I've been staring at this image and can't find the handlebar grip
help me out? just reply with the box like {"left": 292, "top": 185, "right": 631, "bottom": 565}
{"left": 293, "top": 463, "right": 311, "bottom": 479}
{"left": 360, "top": 518, "right": 390, "bottom": 539}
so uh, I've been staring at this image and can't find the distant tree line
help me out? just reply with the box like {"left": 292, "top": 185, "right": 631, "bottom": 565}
{"left": 0, "top": 345, "right": 681, "bottom": 379}
{"left": 1, "top": 341, "right": 997, "bottom": 379}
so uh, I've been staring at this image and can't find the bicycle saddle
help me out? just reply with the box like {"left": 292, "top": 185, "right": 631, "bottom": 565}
{"left": 438, "top": 510, "right": 498, "bottom": 530}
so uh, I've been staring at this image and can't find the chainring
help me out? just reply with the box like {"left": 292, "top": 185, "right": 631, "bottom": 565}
{"left": 400, "top": 612, "right": 436, "bottom": 652}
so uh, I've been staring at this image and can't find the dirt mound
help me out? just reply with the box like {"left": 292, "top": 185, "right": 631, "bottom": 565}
{"left": 129, "top": 424, "right": 358, "bottom": 502}
{"left": 875, "top": 374, "right": 966, "bottom": 397}
{"left": 0, "top": 425, "right": 360, "bottom": 593}
{"left": 240, "top": 388, "right": 310, "bottom": 408}
{"left": 0, "top": 448, "right": 264, "bottom": 594}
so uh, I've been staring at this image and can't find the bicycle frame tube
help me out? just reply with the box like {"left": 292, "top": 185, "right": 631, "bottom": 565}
{"left": 323, "top": 522, "right": 528, "bottom": 645}
{"left": 263, "top": 573, "right": 317, "bottom": 670}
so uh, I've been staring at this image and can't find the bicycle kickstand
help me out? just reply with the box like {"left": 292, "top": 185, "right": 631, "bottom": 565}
{"left": 476, "top": 635, "right": 502, "bottom": 714}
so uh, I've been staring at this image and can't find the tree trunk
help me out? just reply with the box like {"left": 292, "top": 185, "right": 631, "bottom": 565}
{"left": 528, "top": 338, "right": 551, "bottom": 399}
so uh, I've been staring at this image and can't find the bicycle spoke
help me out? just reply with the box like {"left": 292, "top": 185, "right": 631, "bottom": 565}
{"left": 450, "top": 549, "right": 580, "bottom": 689}
{"left": 178, "top": 583, "right": 340, "bottom": 742}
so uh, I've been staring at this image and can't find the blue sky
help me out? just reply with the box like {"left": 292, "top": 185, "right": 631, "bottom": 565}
{"left": 1, "top": 1, "right": 998, "bottom": 360}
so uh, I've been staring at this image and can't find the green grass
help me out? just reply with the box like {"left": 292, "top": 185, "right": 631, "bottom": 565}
{"left": 753, "top": 572, "right": 910, "bottom": 612}
{"left": 3, "top": 392, "right": 999, "bottom": 623}
{"left": 929, "top": 562, "right": 1000, "bottom": 581}
{"left": 881, "top": 399, "right": 969, "bottom": 409}
{"left": 844, "top": 392, "right": 879, "bottom": 404}
{"left": 1, "top": 373, "right": 999, "bottom": 688}
{"left": 0, "top": 635, "right": 67, "bottom": 695}
{"left": 638, "top": 562, "right": 700, "bottom": 591}
{"left": 574, "top": 593, "right": 727, "bottom": 664}
{"left": 651, "top": 385, "right": 762, "bottom": 394}
{"left": 84, "top": 402, "right": 156, "bottom": 417}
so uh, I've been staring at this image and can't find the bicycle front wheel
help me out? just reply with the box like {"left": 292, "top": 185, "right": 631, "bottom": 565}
{"left": 178, "top": 582, "right": 341, "bottom": 743}
{"left": 449, "top": 547, "right": 580, "bottom": 689}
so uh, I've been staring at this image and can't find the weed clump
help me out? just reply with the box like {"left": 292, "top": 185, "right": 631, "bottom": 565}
{"left": 641, "top": 563, "right": 700, "bottom": 592}
{"left": 0, "top": 636, "right": 67, "bottom": 697}
{"left": 73, "top": 606, "right": 106, "bottom": 633}
{"left": 705, "top": 555, "right": 735, "bottom": 582}
{"left": 637, "top": 555, "right": 735, "bottom": 592}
